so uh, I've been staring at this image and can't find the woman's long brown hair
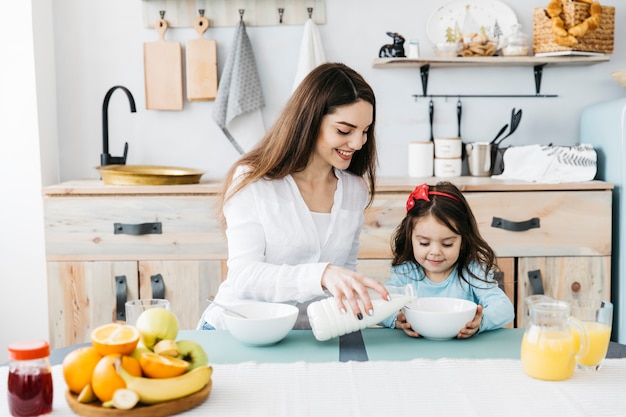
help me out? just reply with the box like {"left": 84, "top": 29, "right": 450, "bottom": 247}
{"left": 217, "top": 62, "right": 378, "bottom": 225}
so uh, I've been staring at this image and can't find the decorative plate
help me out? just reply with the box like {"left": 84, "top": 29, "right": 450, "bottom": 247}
{"left": 426, "top": 0, "right": 518, "bottom": 47}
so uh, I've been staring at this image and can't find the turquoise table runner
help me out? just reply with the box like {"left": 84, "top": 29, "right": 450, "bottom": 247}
{"left": 361, "top": 327, "right": 524, "bottom": 361}
{"left": 178, "top": 330, "right": 339, "bottom": 364}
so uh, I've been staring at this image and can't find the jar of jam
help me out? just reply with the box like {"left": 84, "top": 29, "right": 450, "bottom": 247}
{"left": 7, "top": 340, "right": 53, "bottom": 416}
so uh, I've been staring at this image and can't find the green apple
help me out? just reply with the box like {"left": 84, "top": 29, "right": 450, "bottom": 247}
{"left": 176, "top": 340, "right": 208, "bottom": 371}
{"left": 134, "top": 308, "right": 179, "bottom": 350}
{"left": 130, "top": 342, "right": 151, "bottom": 362}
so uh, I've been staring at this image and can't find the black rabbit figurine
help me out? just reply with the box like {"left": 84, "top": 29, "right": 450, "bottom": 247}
{"left": 379, "top": 32, "right": 406, "bottom": 58}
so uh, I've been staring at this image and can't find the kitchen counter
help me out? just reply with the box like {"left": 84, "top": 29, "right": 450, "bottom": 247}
{"left": 42, "top": 177, "right": 613, "bottom": 196}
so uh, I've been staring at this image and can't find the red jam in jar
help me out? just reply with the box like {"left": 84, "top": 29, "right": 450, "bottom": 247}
{"left": 7, "top": 340, "right": 53, "bottom": 416}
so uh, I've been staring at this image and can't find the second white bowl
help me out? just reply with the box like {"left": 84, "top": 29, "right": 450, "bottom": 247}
{"left": 402, "top": 297, "right": 477, "bottom": 340}
{"left": 223, "top": 302, "right": 298, "bottom": 346}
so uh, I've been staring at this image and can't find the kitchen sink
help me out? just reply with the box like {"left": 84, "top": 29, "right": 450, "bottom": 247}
{"left": 96, "top": 165, "right": 204, "bottom": 185}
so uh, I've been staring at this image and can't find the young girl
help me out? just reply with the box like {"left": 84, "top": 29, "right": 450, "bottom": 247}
{"left": 380, "top": 182, "right": 514, "bottom": 338}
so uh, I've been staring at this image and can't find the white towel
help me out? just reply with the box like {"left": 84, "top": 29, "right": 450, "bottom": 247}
{"left": 493, "top": 144, "right": 597, "bottom": 183}
{"left": 212, "top": 20, "right": 265, "bottom": 154}
{"left": 292, "top": 18, "right": 326, "bottom": 92}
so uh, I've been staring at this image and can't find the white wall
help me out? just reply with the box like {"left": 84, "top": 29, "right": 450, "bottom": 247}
{"left": 1, "top": 1, "right": 624, "bottom": 361}
{"left": 0, "top": 0, "right": 57, "bottom": 363}
{"left": 52, "top": 0, "right": 626, "bottom": 182}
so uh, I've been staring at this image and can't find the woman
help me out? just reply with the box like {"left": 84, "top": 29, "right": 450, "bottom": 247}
{"left": 198, "top": 63, "right": 389, "bottom": 330}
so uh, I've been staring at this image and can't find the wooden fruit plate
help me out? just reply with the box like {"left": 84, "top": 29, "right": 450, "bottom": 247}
{"left": 65, "top": 380, "right": 212, "bottom": 417}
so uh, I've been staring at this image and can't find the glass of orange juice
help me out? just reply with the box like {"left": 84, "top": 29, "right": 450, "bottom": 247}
{"left": 571, "top": 299, "right": 613, "bottom": 371}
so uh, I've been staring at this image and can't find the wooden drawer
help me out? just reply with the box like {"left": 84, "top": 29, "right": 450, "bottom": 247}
{"left": 361, "top": 190, "right": 611, "bottom": 259}
{"left": 44, "top": 196, "right": 226, "bottom": 261}
{"left": 465, "top": 191, "right": 611, "bottom": 257}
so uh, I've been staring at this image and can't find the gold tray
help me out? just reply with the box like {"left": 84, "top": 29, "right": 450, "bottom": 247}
{"left": 97, "top": 165, "right": 204, "bottom": 186}
{"left": 65, "top": 380, "right": 211, "bottom": 417}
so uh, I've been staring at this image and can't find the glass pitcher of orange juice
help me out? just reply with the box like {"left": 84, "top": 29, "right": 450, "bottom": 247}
{"left": 521, "top": 297, "right": 589, "bottom": 381}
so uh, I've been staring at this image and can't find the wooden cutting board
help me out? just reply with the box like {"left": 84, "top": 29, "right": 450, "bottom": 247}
{"left": 144, "top": 18, "right": 183, "bottom": 110}
{"left": 186, "top": 15, "right": 218, "bottom": 101}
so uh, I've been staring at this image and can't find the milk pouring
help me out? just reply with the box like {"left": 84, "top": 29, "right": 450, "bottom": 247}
{"left": 307, "top": 286, "right": 415, "bottom": 341}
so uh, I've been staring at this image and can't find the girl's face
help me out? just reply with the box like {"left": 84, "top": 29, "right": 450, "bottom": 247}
{"left": 411, "top": 214, "right": 462, "bottom": 282}
{"left": 311, "top": 100, "right": 372, "bottom": 171}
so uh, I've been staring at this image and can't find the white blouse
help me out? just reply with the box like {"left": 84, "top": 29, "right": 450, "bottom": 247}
{"left": 198, "top": 167, "right": 369, "bottom": 329}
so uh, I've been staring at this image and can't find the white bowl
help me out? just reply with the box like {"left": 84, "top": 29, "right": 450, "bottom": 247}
{"left": 223, "top": 302, "right": 299, "bottom": 346}
{"left": 402, "top": 297, "right": 477, "bottom": 340}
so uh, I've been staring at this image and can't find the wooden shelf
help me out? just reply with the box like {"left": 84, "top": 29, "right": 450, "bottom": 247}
{"left": 372, "top": 55, "right": 610, "bottom": 69}
{"left": 372, "top": 55, "right": 611, "bottom": 97}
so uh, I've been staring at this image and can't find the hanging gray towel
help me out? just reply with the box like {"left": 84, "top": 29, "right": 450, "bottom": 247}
{"left": 212, "top": 19, "right": 265, "bottom": 154}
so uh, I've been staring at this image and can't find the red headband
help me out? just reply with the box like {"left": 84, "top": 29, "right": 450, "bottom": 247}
{"left": 406, "top": 183, "right": 460, "bottom": 211}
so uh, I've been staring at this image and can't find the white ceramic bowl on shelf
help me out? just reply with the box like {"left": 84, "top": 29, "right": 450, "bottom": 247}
{"left": 402, "top": 297, "right": 477, "bottom": 340}
{"left": 223, "top": 302, "right": 299, "bottom": 346}
{"left": 433, "top": 42, "right": 461, "bottom": 58}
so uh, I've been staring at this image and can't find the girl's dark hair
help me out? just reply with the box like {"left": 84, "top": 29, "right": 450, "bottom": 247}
{"left": 218, "top": 62, "right": 377, "bottom": 223}
{"left": 391, "top": 181, "right": 497, "bottom": 286}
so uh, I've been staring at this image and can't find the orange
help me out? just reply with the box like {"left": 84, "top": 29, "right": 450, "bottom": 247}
{"left": 90, "top": 323, "right": 140, "bottom": 356}
{"left": 61, "top": 346, "right": 103, "bottom": 394}
{"left": 139, "top": 352, "right": 189, "bottom": 378}
{"left": 91, "top": 354, "right": 142, "bottom": 403}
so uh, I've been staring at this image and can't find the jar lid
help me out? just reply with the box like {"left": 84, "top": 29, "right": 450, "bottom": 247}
{"left": 8, "top": 340, "right": 50, "bottom": 360}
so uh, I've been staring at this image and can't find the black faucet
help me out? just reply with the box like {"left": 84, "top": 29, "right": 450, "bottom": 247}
{"left": 101, "top": 85, "right": 136, "bottom": 166}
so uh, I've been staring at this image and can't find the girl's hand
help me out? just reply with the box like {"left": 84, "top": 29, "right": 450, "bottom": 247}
{"left": 457, "top": 304, "right": 483, "bottom": 339}
{"left": 320, "top": 264, "right": 389, "bottom": 320}
{"left": 395, "top": 311, "right": 420, "bottom": 338}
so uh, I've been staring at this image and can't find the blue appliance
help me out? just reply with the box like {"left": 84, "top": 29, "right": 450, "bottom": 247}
{"left": 581, "top": 98, "right": 626, "bottom": 343}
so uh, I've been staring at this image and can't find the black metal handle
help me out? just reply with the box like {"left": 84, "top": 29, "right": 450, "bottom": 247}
{"left": 528, "top": 270, "right": 544, "bottom": 295}
{"left": 114, "top": 222, "right": 162, "bottom": 235}
{"left": 491, "top": 217, "right": 540, "bottom": 232}
{"left": 151, "top": 274, "right": 165, "bottom": 299}
{"left": 115, "top": 275, "right": 128, "bottom": 321}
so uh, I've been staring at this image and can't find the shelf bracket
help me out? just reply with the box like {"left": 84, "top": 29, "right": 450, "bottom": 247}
{"left": 534, "top": 64, "right": 546, "bottom": 95}
{"left": 420, "top": 64, "right": 430, "bottom": 96}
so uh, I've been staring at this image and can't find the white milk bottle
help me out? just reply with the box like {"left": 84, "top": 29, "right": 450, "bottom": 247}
{"left": 307, "top": 285, "right": 416, "bottom": 341}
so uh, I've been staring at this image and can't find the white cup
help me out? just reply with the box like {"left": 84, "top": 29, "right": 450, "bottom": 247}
{"left": 434, "top": 137, "right": 462, "bottom": 159}
{"left": 125, "top": 299, "right": 170, "bottom": 325}
{"left": 434, "top": 157, "right": 462, "bottom": 178}
{"left": 408, "top": 142, "right": 434, "bottom": 178}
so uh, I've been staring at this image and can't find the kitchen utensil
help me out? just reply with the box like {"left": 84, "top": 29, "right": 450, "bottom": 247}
{"left": 465, "top": 142, "right": 497, "bottom": 176}
{"left": 490, "top": 124, "right": 508, "bottom": 145}
{"left": 144, "top": 15, "right": 183, "bottom": 110}
{"left": 96, "top": 165, "right": 204, "bottom": 186}
{"left": 224, "top": 302, "right": 298, "bottom": 346}
{"left": 495, "top": 108, "right": 522, "bottom": 146}
{"left": 429, "top": 99, "right": 434, "bottom": 141}
{"left": 457, "top": 99, "right": 462, "bottom": 137}
{"left": 186, "top": 12, "right": 218, "bottom": 101}
{"left": 207, "top": 299, "right": 248, "bottom": 319}
{"left": 403, "top": 297, "right": 477, "bottom": 340}
{"left": 521, "top": 298, "right": 589, "bottom": 381}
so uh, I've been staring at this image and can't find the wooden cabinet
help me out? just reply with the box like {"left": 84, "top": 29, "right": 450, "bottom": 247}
{"left": 43, "top": 177, "right": 612, "bottom": 347}
{"left": 358, "top": 177, "right": 613, "bottom": 328}
{"left": 43, "top": 181, "right": 227, "bottom": 348}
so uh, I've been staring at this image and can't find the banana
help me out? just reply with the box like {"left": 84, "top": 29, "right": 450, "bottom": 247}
{"left": 114, "top": 358, "right": 212, "bottom": 405}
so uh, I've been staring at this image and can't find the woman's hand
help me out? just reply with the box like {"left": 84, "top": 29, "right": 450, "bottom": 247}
{"left": 395, "top": 311, "right": 420, "bottom": 338}
{"left": 457, "top": 304, "right": 483, "bottom": 339}
{"left": 320, "top": 264, "right": 389, "bottom": 320}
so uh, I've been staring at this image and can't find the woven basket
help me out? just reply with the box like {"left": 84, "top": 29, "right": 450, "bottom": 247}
{"left": 533, "top": 1, "right": 615, "bottom": 54}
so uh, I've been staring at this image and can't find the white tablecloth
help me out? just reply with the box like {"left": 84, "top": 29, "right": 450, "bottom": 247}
{"left": 2, "top": 359, "right": 625, "bottom": 417}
